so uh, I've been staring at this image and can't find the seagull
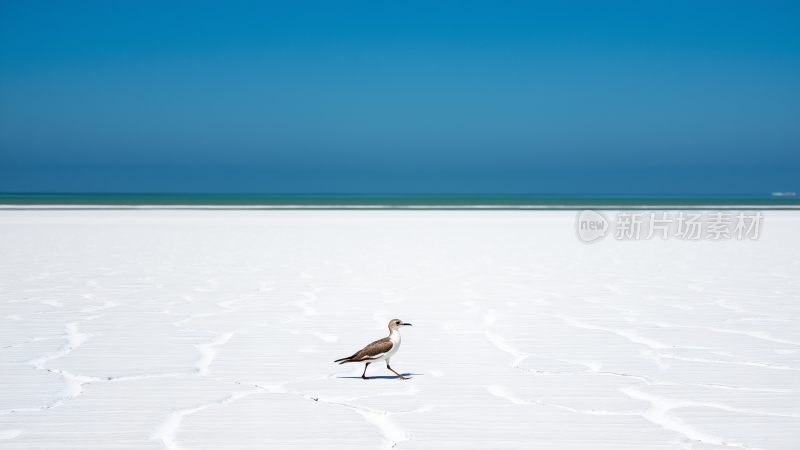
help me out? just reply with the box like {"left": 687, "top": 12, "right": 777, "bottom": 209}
{"left": 335, "top": 319, "right": 413, "bottom": 379}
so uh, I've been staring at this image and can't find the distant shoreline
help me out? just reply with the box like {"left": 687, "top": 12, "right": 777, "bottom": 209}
{"left": 2, "top": 205, "right": 800, "bottom": 210}
{"left": 1, "top": 193, "right": 799, "bottom": 210}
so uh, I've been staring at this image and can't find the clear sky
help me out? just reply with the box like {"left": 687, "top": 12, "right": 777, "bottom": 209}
{"left": 1, "top": 1, "right": 798, "bottom": 194}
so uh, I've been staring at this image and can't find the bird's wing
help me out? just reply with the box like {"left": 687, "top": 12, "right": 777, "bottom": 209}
{"left": 349, "top": 337, "right": 393, "bottom": 361}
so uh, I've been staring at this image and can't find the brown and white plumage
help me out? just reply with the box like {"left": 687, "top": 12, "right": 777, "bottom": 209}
{"left": 335, "top": 319, "right": 412, "bottom": 379}
{"left": 334, "top": 337, "right": 393, "bottom": 363}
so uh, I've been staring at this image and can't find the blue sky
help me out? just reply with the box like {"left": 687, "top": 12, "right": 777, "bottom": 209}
{"left": 1, "top": 1, "right": 798, "bottom": 194}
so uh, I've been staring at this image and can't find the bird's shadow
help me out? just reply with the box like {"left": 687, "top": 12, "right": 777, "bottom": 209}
{"left": 337, "top": 373, "right": 422, "bottom": 380}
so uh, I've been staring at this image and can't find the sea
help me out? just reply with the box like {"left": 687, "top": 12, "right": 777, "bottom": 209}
{"left": 0, "top": 193, "right": 798, "bottom": 209}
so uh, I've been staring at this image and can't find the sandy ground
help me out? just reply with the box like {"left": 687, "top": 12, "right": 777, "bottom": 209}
{"left": 1, "top": 210, "right": 798, "bottom": 450}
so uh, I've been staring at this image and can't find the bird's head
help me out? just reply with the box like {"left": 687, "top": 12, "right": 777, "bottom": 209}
{"left": 389, "top": 319, "right": 412, "bottom": 331}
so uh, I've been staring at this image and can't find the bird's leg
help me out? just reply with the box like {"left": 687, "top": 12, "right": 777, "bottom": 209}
{"left": 387, "top": 364, "right": 409, "bottom": 380}
{"left": 361, "top": 362, "right": 371, "bottom": 379}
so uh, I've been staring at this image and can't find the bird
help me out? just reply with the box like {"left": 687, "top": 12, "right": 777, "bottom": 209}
{"left": 335, "top": 319, "right": 413, "bottom": 379}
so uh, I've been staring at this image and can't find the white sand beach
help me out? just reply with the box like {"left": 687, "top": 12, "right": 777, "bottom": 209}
{"left": 1, "top": 210, "right": 798, "bottom": 450}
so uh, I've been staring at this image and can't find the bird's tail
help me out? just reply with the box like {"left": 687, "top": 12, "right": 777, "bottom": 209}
{"left": 334, "top": 355, "right": 354, "bottom": 364}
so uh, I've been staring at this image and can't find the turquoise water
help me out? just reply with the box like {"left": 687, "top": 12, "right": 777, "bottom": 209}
{"left": 0, "top": 193, "right": 798, "bottom": 208}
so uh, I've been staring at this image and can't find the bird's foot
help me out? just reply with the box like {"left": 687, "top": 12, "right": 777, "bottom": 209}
{"left": 398, "top": 376, "right": 409, "bottom": 380}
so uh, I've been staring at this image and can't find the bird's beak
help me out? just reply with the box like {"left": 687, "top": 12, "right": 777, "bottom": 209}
{"left": 403, "top": 323, "right": 413, "bottom": 326}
